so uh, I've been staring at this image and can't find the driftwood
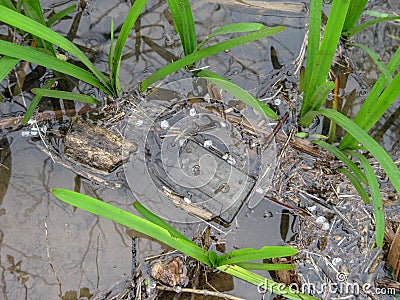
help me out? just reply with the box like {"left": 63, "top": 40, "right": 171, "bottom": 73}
{"left": 0, "top": 107, "right": 97, "bottom": 131}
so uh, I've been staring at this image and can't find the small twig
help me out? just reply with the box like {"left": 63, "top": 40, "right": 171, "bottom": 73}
{"left": 44, "top": 221, "right": 62, "bottom": 298}
{"left": 156, "top": 286, "right": 245, "bottom": 300}
{"left": 262, "top": 111, "right": 289, "bottom": 151}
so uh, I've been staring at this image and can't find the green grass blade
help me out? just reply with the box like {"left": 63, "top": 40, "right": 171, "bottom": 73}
{"left": 197, "top": 23, "right": 265, "bottom": 50}
{"left": 51, "top": 189, "right": 212, "bottom": 266}
{"left": 165, "top": 0, "right": 183, "bottom": 47}
{"left": 352, "top": 71, "right": 400, "bottom": 139}
{"left": 235, "top": 262, "right": 295, "bottom": 271}
{"left": 22, "top": 1, "right": 56, "bottom": 56}
{"left": 303, "top": 0, "right": 322, "bottom": 104}
{"left": 312, "top": 140, "right": 367, "bottom": 184}
{"left": 0, "top": 5, "right": 112, "bottom": 92}
{"left": 338, "top": 167, "right": 370, "bottom": 204}
{"left": 180, "top": 0, "right": 197, "bottom": 55}
{"left": 132, "top": 202, "right": 192, "bottom": 243}
{"left": 0, "top": 40, "right": 110, "bottom": 93}
{"left": 111, "top": 0, "right": 147, "bottom": 94}
{"left": 196, "top": 70, "right": 278, "bottom": 119}
{"left": 342, "top": 0, "right": 368, "bottom": 32}
{"left": 23, "top": 79, "right": 57, "bottom": 124}
{"left": 301, "top": 0, "right": 350, "bottom": 117}
{"left": 141, "top": 26, "right": 285, "bottom": 91}
{"left": 217, "top": 264, "right": 318, "bottom": 300}
{"left": 340, "top": 46, "right": 400, "bottom": 149}
{"left": 351, "top": 153, "right": 385, "bottom": 248}
{"left": 0, "top": 56, "right": 19, "bottom": 82}
{"left": 109, "top": 18, "right": 115, "bottom": 79}
{"left": 217, "top": 246, "right": 298, "bottom": 266}
{"left": 351, "top": 43, "right": 392, "bottom": 82}
{"left": 318, "top": 108, "right": 400, "bottom": 197}
{"left": 0, "top": 0, "right": 15, "bottom": 10}
{"left": 344, "top": 15, "right": 400, "bottom": 38}
{"left": 166, "top": 0, "right": 197, "bottom": 56}
{"left": 31, "top": 88, "right": 98, "bottom": 104}
{"left": 365, "top": 10, "right": 400, "bottom": 23}
{"left": 309, "top": 81, "right": 336, "bottom": 112}
{"left": 47, "top": 4, "right": 77, "bottom": 27}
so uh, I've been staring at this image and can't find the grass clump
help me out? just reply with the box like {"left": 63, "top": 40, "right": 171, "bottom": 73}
{"left": 299, "top": 0, "right": 400, "bottom": 248}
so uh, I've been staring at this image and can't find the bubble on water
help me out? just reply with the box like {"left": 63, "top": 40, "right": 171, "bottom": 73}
{"left": 256, "top": 187, "right": 264, "bottom": 194}
{"left": 189, "top": 108, "right": 196, "bottom": 116}
{"left": 308, "top": 205, "right": 317, "bottom": 212}
{"left": 316, "top": 216, "right": 327, "bottom": 224}
{"left": 160, "top": 120, "right": 169, "bottom": 129}
{"left": 332, "top": 257, "right": 343, "bottom": 266}
{"left": 203, "top": 140, "right": 212, "bottom": 148}
{"left": 222, "top": 153, "right": 236, "bottom": 165}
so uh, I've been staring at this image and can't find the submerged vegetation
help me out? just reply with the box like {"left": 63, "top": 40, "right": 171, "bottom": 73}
{"left": 0, "top": 0, "right": 399, "bottom": 298}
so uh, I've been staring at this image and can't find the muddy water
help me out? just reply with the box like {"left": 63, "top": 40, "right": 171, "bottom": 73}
{"left": 0, "top": 0, "right": 398, "bottom": 299}
{"left": 0, "top": 1, "right": 304, "bottom": 298}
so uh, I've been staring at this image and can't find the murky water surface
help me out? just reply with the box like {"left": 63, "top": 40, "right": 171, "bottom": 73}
{"left": 0, "top": 0, "right": 398, "bottom": 299}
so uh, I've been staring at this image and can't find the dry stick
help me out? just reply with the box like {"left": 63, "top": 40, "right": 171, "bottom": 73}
{"left": 156, "top": 286, "right": 245, "bottom": 300}
{"left": 262, "top": 111, "right": 289, "bottom": 151}
{"left": 44, "top": 221, "right": 62, "bottom": 298}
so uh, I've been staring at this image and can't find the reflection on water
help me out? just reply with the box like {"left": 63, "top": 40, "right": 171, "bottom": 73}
{"left": 0, "top": 0, "right": 305, "bottom": 298}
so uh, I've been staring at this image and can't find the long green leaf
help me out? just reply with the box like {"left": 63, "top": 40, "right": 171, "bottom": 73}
{"left": 344, "top": 15, "right": 400, "bottom": 38}
{"left": 196, "top": 69, "right": 278, "bottom": 120}
{"left": 0, "top": 40, "right": 109, "bottom": 92}
{"left": 180, "top": 0, "right": 197, "bottom": 55}
{"left": 0, "top": 5, "right": 112, "bottom": 92}
{"left": 47, "top": 4, "right": 77, "bottom": 27}
{"left": 0, "top": 56, "right": 20, "bottom": 83}
{"left": 132, "top": 202, "right": 192, "bottom": 243}
{"left": 304, "top": 0, "right": 322, "bottom": 102}
{"left": 166, "top": 0, "right": 197, "bottom": 56}
{"left": 31, "top": 88, "right": 98, "bottom": 104}
{"left": 235, "top": 262, "right": 295, "bottom": 271}
{"left": 111, "top": 0, "right": 147, "bottom": 95}
{"left": 309, "top": 81, "right": 336, "bottom": 112}
{"left": 356, "top": 71, "right": 400, "bottom": 135}
{"left": 0, "top": 0, "right": 15, "bottom": 10}
{"left": 217, "top": 246, "right": 298, "bottom": 266}
{"left": 51, "top": 189, "right": 212, "bottom": 266}
{"left": 342, "top": 0, "right": 368, "bottom": 32}
{"left": 196, "top": 23, "right": 265, "bottom": 50}
{"left": 109, "top": 18, "right": 115, "bottom": 79}
{"left": 22, "top": 1, "right": 56, "bottom": 56}
{"left": 141, "top": 26, "right": 285, "bottom": 91}
{"left": 23, "top": 79, "right": 57, "bottom": 124}
{"left": 340, "top": 46, "right": 400, "bottom": 149}
{"left": 351, "top": 43, "right": 392, "bottom": 83}
{"left": 217, "top": 264, "right": 318, "bottom": 300}
{"left": 301, "top": 0, "right": 350, "bottom": 117}
{"left": 351, "top": 153, "right": 385, "bottom": 248}
{"left": 318, "top": 109, "right": 400, "bottom": 196}
{"left": 312, "top": 140, "right": 367, "bottom": 184}
{"left": 338, "top": 167, "right": 370, "bottom": 204}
